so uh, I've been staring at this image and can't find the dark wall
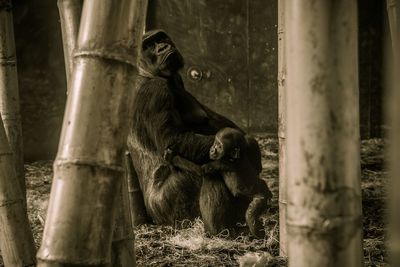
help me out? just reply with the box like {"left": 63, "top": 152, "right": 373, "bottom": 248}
{"left": 13, "top": 0, "right": 66, "bottom": 161}
{"left": 147, "top": 0, "right": 278, "bottom": 133}
{"left": 147, "top": 0, "right": 385, "bottom": 136}
{"left": 358, "top": 0, "right": 384, "bottom": 139}
{"left": 10, "top": 0, "right": 384, "bottom": 161}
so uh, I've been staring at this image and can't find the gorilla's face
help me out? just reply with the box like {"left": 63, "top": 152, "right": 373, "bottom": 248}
{"left": 210, "top": 128, "right": 246, "bottom": 161}
{"left": 139, "top": 30, "right": 184, "bottom": 77}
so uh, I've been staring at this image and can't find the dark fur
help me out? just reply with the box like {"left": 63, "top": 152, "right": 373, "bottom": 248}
{"left": 167, "top": 128, "right": 272, "bottom": 236}
{"left": 128, "top": 30, "right": 245, "bottom": 228}
{"left": 202, "top": 128, "right": 269, "bottom": 197}
{"left": 203, "top": 128, "right": 272, "bottom": 237}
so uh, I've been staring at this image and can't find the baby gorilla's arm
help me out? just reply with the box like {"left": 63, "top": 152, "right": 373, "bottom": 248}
{"left": 201, "top": 161, "right": 234, "bottom": 175}
{"left": 163, "top": 148, "right": 203, "bottom": 176}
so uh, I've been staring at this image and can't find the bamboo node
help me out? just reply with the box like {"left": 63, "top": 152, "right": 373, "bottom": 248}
{"left": 0, "top": 113, "right": 21, "bottom": 120}
{"left": 286, "top": 214, "right": 362, "bottom": 234}
{"left": 74, "top": 47, "right": 138, "bottom": 67}
{"left": 55, "top": 158, "right": 124, "bottom": 173}
{"left": 0, "top": 198, "right": 24, "bottom": 207}
{"left": 0, "top": 151, "right": 13, "bottom": 157}
{"left": 0, "top": 59, "right": 16, "bottom": 66}
{"left": 387, "top": 0, "right": 396, "bottom": 8}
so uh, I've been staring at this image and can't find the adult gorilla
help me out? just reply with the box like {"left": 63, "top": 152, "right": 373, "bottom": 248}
{"left": 127, "top": 30, "right": 268, "bottom": 233}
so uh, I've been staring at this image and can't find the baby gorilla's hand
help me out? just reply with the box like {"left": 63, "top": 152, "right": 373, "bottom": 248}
{"left": 201, "top": 163, "right": 217, "bottom": 175}
{"left": 163, "top": 148, "right": 175, "bottom": 162}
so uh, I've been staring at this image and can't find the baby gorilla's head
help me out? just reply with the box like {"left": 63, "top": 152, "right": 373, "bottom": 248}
{"left": 209, "top": 128, "right": 246, "bottom": 161}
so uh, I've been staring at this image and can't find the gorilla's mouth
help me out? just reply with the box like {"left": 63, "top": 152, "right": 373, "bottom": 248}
{"left": 160, "top": 49, "right": 176, "bottom": 64}
{"left": 209, "top": 151, "right": 219, "bottom": 160}
{"left": 160, "top": 51, "right": 184, "bottom": 73}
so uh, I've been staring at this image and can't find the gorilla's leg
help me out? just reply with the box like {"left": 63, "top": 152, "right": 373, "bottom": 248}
{"left": 199, "top": 176, "right": 236, "bottom": 235}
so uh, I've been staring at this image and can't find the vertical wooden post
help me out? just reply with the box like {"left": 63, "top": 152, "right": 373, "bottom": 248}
{"left": 57, "top": 0, "right": 83, "bottom": 89}
{"left": 109, "top": 175, "right": 136, "bottom": 267}
{"left": 0, "top": 0, "right": 26, "bottom": 199}
{"left": 0, "top": 2, "right": 36, "bottom": 266}
{"left": 277, "top": 0, "right": 287, "bottom": 256}
{"left": 36, "top": 0, "right": 146, "bottom": 266}
{"left": 125, "top": 151, "right": 148, "bottom": 226}
{"left": 387, "top": 0, "right": 397, "bottom": 52}
{"left": 0, "top": 117, "right": 36, "bottom": 266}
{"left": 386, "top": 1, "right": 400, "bottom": 266}
{"left": 286, "top": 1, "right": 363, "bottom": 266}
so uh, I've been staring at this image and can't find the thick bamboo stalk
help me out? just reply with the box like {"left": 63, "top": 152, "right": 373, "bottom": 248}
{"left": 36, "top": 0, "right": 146, "bottom": 266}
{"left": 388, "top": 54, "right": 400, "bottom": 267}
{"left": 277, "top": 0, "right": 287, "bottom": 257}
{"left": 110, "top": 1, "right": 147, "bottom": 265}
{"left": 0, "top": 103, "right": 35, "bottom": 265}
{"left": 387, "top": 2, "right": 400, "bottom": 265}
{"left": 0, "top": 0, "right": 26, "bottom": 200}
{"left": 285, "top": 1, "right": 363, "bottom": 267}
{"left": 57, "top": 0, "right": 83, "bottom": 89}
{"left": 387, "top": 0, "right": 397, "bottom": 52}
{"left": 125, "top": 151, "right": 148, "bottom": 226}
{"left": 110, "top": 171, "right": 136, "bottom": 267}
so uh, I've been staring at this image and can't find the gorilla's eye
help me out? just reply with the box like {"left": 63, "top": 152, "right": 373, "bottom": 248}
{"left": 142, "top": 40, "right": 154, "bottom": 50}
{"left": 214, "top": 138, "right": 223, "bottom": 150}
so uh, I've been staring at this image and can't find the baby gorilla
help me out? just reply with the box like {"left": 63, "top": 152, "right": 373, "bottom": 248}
{"left": 164, "top": 128, "right": 272, "bottom": 237}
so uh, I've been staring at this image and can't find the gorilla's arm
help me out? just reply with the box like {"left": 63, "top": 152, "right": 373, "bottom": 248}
{"left": 201, "top": 104, "right": 243, "bottom": 133}
{"left": 173, "top": 75, "right": 242, "bottom": 134}
{"left": 136, "top": 78, "right": 214, "bottom": 164}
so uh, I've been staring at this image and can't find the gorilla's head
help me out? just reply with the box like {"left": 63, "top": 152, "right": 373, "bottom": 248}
{"left": 138, "top": 30, "right": 184, "bottom": 77}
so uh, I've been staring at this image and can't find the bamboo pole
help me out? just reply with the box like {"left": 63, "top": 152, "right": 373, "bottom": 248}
{"left": 0, "top": 0, "right": 26, "bottom": 200}
{"left": 386, "top": 1, "right": 400, "bottom": 265}
{"left": 277, "top": 0, "right": 287, "bottom": 257}
{"left": 0, "top": 2, "right": 36, "bottom": 265}
{"left": 387, "top": 0, "right": 397, "bottom": 52}
{"left": 110, "top": 171, "right": 136, "bottom": 267}
{"left": 285, "top": 1, "right": 363, "bottom": 267}
{"left": 125, "top": 151, "right": 148, "bottom": 226}
{"left": 57, "top": 0, "right": 83, "bottom": 90}
{"left": 388, "top": 50, "right": 400, "bottom": 267}
{"left": 36, "top": 0, "right": 146, "bottom": 266}
{"left": 57, "top": 0, "right": 148, "bottom": 263}
{"left": 110, "top": 0, "right": 147, "bottom": 264}
{"left": 0, "top": 117, "right": 36, "bottom": 266}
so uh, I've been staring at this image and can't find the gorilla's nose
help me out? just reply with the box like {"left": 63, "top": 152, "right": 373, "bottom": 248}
{"left": 156, "top": 43, "right": 171, "bottom": 55}
{"left": 209, "top": 148, "right": 216, "bottom": 159}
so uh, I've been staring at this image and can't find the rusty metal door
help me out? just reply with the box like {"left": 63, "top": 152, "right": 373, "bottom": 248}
{"left": 147, "top": 0, "right": 277, "bottom": 132}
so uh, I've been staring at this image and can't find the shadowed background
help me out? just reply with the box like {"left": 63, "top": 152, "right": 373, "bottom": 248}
{"left": 12, "top": 0, "right": 384, "bottom": 161}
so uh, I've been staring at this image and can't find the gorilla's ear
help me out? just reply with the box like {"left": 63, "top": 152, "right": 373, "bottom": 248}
{"left": 230, "top": 147, "right": 241, "bottom": 159}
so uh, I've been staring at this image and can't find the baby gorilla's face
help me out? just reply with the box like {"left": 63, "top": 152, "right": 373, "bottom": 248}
{"left": 209, "top": 128, "right": 245, "bottom": 161}
{"left": 209, "top": 137, "right": 225, "bottom": 160}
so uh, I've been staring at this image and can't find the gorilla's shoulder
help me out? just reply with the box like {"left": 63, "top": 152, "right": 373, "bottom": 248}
{"left": 135, "top": 77, "right": 174, "bottom": 107}
{"left": 137, "top": 77, "right": 170, "bottom": 94}
{"left": 140, "top": 76, "right": 168, "bottom": 88}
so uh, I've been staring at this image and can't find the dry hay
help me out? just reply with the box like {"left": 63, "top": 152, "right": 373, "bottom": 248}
{"left": 135, "top": 218, "right": 286, "bottom": 266}
{"left": 25, "top": 160, "right": 53, "bottom": 249}
{"left": 0, "top": 137, "right": 387, "bottom": 266}
{"left": 360, "top": 140, "right": 388, "bottom": 266}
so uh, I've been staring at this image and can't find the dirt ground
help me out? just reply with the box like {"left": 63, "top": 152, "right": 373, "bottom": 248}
{"left": 0, "top": 136, "right": 387, "bottom": 266}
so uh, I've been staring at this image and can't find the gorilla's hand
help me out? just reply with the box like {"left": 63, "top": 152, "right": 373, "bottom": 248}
{"left": 201, "top": 162, "right": 219, "bottom": 175}
{"left": 163, "top": 148, "right": 175, "bottom": 162}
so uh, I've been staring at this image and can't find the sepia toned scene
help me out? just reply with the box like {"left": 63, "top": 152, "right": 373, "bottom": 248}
{"left": 0, "top": 0, "right": 397, "bottom": 266}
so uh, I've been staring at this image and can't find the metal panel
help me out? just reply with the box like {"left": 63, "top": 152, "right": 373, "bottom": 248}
{"left": 147, "top": 0, "right": 278, "bottom": 132}
{"left": 248, "top": 0, "right": 278, "bottom": 132}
